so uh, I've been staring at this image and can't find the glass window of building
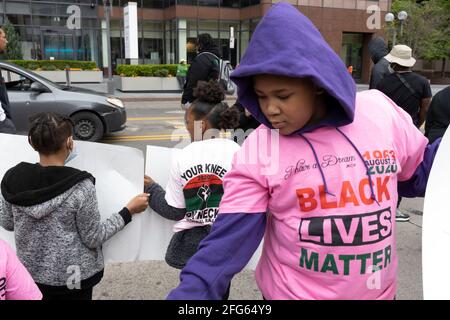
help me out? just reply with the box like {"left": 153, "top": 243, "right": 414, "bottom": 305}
{"left": 140, "top": 21, "right": 164, "bottom": 64}
{"left": 340, "top": 33, "right": 364, "bottom": 81}
{"left": 142, "top": 0, "right": 165, "bottom": 8}
{"left": 177, "top": 0, "right": 198, "bottom": 5}
{"left": 221, "top": 0, "right": 240, "bottom": 8}
{"left": 5, "top": 1, "right": 32, "bottom": 25}
{"left": 198, "top": 0, "right": 219, "bottom": 7}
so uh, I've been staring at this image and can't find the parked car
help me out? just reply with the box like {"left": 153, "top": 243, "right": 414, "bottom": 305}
{"left": 0, "top": 61, "right": 126, "bottom": 142}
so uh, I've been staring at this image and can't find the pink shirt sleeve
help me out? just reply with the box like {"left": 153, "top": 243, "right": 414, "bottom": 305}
{"left": 382, "top": 92, "right": 429, "bottom": 181}
{"left": 219, "top": 145, "right": 270, "bottom": 214}
{"left": 0, "top": 240, "right": 42, "bottom": 300}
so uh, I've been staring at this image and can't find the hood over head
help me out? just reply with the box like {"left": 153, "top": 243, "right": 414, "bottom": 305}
{"left": 368, "top": 37, "right": 389, "bottom": 64}
{"left": 230, "top": 2, "right": 356, "bottom": 135}
{"left": 198, "top": 42, "right": 221, "bottom": 58}
{"left": 1, "top": 162, "right": 94, "bottom": 219}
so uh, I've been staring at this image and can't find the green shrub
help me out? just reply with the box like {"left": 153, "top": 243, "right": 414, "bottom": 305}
{"left": 153, "top": 68, "right": 169, "bottom": 77}
{"left": 26, "top": 63, "right": 40, "bottom": 70}
{"left": 41, "top": 64, "right": 58, "bottom": 71}
{"left": 116, "top": 64, "right": 183, "bottom": 77}
{"left": 7, "top": 60, "right": 98, "bottom": 71}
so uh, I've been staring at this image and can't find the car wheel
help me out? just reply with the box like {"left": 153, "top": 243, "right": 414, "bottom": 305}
{"left": 71, "top": 112, "right": 104, "bottom": 142}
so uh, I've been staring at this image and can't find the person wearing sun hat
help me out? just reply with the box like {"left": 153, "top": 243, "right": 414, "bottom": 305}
{"left": 384, "top": 44, "right": 417, "bottom": 68}
{"left": 376, "top": 44, "right": 432, "bottom": 223}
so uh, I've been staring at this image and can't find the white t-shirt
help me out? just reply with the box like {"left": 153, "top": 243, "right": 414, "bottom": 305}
{"left": 165, "top": 138, "right": 241, "bottom": 233}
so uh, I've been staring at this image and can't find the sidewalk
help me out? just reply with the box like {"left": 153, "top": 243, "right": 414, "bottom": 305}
{"left": 74, "top": 81, "right": 448, "bottom": 102}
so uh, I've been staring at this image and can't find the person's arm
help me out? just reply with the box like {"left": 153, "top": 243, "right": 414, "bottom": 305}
{"left": 145, "top": 154, "right": 188, "bottom": 220}
{"left": 167, "top": 212, "right": 266, "bottom": 300}
{"left": 0, "top": 195, "right": 14, "bottom": 231}
{"left": 380, "top": 90, "right": 435, "bottom": 198}
{"left": 145, "top": 182, "right": 186, "bottom": 221}
{"left": 418, "top": 97, "right": 432, "bottom": 128}
{"left": 167, "top": 146, "right": 269, "bottom": 300}
{"left": 3, "top": 241, "right": 42, "bottom": 300}
{"left": 75, "top": 180, "right": 146, "bottom": 249}
{"left": 398, "top": 138, "right": 440, "bottom": 198}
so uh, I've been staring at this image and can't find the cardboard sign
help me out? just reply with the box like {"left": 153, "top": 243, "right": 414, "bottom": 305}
{"left": 423, "top": 130, "right": 450, "bottom": 299}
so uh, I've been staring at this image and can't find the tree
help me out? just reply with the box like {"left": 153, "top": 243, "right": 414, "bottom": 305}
{"left": 390, "top": 0, "right": 450, "bottom": 78}
{"left": 0, "top": 19, "right": 23, "bottom": 60}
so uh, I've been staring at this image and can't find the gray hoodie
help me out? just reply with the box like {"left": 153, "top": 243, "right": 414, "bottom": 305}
{"left": 0, "top": 163, "right": 131, "bottom": 287}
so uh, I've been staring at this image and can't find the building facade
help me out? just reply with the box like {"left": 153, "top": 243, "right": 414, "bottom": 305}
{"left": 1, "top": 0, "right": 392, "bottom": 83}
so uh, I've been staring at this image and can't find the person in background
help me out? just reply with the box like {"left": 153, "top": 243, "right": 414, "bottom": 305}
{"left": 181, "top": 33, "right": 221, "bottom": 110}
{"left": 376, "top": 44, "right": 432, "bottom": 222}
{"left": 176, "top": 59, "right": 188, "bottom": 91}
{"left": 0, "top": 26, "right": 16, "bottom": 134}
{"left": 425, "top": 86, "right": 450, "bottom": 144}
{"left": 368, "top": 37, "right": 391, "bottom": 90}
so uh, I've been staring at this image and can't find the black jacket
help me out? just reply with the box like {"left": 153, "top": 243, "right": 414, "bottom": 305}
{"left": 425, "top": 86, "right": 450, "bottom": 144}
{"left": 181, "top": 47, "right": 221, "bottom": 104}
{"left": 368, "top": 37, "right": 391, "bottom": 90}
{"left": 0, "top": 69, "right": 11, "bottom": 119}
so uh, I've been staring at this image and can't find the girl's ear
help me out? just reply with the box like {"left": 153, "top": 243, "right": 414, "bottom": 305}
{"left": 201, "top": 119, "right": 208, "bottom": 134}
{"left": 66, "top": 136, "right": 74, "bottom": 151}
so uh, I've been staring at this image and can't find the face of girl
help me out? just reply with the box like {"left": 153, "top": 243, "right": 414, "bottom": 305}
{"left": 185, "top": 107, "right": 207, "bottom": 142}
{"left": 253, "top": 74, "right": 326, "bottom": 135}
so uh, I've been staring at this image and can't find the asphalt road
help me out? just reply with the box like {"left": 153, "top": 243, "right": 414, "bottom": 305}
{"left": 89, "top": 99, "right": 426, "bottom": 300}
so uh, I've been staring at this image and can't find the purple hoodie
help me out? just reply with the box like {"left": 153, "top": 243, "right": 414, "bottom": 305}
{"left": 167, "top": 2, "right": 439, "bottom": 300}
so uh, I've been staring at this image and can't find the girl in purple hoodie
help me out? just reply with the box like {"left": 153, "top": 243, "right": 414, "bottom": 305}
{"left": 167, "top": 3, "right": 440, "bottom": 300}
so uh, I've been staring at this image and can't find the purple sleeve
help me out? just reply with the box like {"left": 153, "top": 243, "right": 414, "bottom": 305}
{"left": 166, "top": 212, "right": 266, "bottom": 300}
{"left": 398, "top": 138, "right": 441, "bottom": 198}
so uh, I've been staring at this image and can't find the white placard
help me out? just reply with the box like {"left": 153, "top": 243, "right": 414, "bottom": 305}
{"left": 423, "top": 130, "right": 450, "bottom": 299}
{"left": 124, "top": 2, "right": 139, "bottom": 60}
{"left": 0, "top": 135, "right": 262, "bottom": 270}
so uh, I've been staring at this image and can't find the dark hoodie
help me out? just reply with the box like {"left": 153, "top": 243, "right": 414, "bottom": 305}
{"left": 368, "top": 37, "right": 391, "bottom": 89}
{"left": 425, "top": 86, "right": 450, "bottom": 144}
{"left": 0, "top": 163, "right": 132, "bottom": 289}
{"left": 167, "top": 2, "right": 439, "bottom": 300}
{"left": 181, "top": 45, "right": 221, "bottom": 104}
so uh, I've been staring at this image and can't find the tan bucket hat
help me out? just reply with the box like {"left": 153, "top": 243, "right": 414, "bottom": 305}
{"left": 384, "top": 45, "right": 416, "bottom": 67}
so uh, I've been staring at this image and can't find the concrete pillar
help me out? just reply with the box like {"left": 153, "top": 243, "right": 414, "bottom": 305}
{"left": 178, "top": 19, "right": 187, "bottom": 63}
{"left": 102, "top": 20, "right": 109, "bottom": 69}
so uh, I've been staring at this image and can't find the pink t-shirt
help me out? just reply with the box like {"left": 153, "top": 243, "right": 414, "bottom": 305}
{"left": 0, "top": 239, "right": 42, "bottom": 300}
{"left": 219, "top": 90, "right": 428, "bottom": 300}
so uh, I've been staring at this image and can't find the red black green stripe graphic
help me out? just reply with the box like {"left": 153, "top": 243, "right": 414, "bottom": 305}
{"left": 183, "top": 174, "right": 224, "bottom": 212}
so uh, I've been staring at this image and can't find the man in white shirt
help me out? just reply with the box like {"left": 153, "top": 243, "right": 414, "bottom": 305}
{"left": 0, "top": 27, "right": 16, "bottom": 134}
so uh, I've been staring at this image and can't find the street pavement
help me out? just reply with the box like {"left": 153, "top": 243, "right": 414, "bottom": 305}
{"left": 79, "top": 94, "right": 429, "bottom": 300}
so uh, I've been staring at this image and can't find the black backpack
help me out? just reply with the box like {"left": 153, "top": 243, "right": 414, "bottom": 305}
{"left": 197, "top": 52, "right": 235, "bottom": 95}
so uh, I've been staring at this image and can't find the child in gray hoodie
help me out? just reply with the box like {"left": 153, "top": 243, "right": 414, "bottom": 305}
{"left": 0, "top": 112, "right": 149, "bottom": 300}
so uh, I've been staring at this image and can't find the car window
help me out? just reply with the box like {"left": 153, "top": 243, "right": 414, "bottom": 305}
{"left": 3, "top": 63, "right": 63, "bottom": 90}
{"left": 1, "top": 69, "right": 35, "bottom": 92}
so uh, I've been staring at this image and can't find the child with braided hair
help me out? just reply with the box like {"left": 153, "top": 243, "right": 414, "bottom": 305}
{"left": 145, "top": 80, "right": 241, "bottom": 299}
{"left": 0, "top": 112, "right": 149, "bottom": 300}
